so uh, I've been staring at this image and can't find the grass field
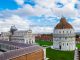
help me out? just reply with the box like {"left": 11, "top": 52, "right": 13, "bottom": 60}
{"left": 76, "top": 43, "right": 80, "bottom": 49}
{"left": 35, "top": 40, "right": 53, "bottom": 47}
{"left": 36, "top": 40, "right": 74, "bottom": 60}
{"left": 46, "top": 48, "right": 74, "bottom": 60}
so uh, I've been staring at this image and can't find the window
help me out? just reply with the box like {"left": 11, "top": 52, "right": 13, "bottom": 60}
{"left": 67, "top": 43, "right": 68, "bottom": 46}
{"left": 65, "top": 37, "right": 67, "bottom": 39}
{"left": 59, "top": 31, "right": 61, "bottom": 33}
{"left": 32, "top": 40, "right": 33, "bottom": 43}
{"left": 29, "top": 41, "right": 31, "bottom": 44}
{"left": 70, "top": 31, "right": 71, "bottom": 33}
{"left": 63, "top": 43, "right": 64, "bottom": 46}
{"left": 60, "top": 37, "right": 61, "bottom": 39}
{"left": 63, "top": 31, "right": 64, "bottom": 33}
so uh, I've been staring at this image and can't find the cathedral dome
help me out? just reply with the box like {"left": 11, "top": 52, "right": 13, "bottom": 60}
{"left": 55, "top": 17, "right": 73, "bottom": 29}
{"left": 10, "top": 25, "right": 17, "bottom": 34}
{"left": 10, "top": 25, "right": 17, "bottom": 31}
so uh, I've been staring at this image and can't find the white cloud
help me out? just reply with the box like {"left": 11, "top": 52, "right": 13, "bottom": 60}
{"left": 35, "top": 0, "right": 77, "bottom": 7}
{"left": 0, "top": 0, "right": 80, "bottom": 33}
{"left": 1, "top": 0, "right": 79, "bottom": 17}
{"left": 15, "top": 0, "right": 24, "bottom": 5}
{"left": 51, "top": 5, "right": 78, "bottom": 17}
{"left": 34, "top": 0, "right": 78, "bottom": 17}
{"left": 32, "top": 26, "right": 53, "bottom": 34}
{"left": 14, "top": 0, "right": 79, "bottom": 18}
{"left": 71, "top": 18, "right": 80, "bottom": 32}
{"left": 0, "top": 15, "right": 53, "bottom": 34}
{"left": 13, "top": 4, "right": 53, "bottom": 16}
{"left": 0, "top": 15, "right": 32, "bottom": 32}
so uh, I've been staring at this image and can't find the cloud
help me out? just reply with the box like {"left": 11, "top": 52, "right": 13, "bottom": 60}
{"left": 34, "top": 0, "right": 79, "bottom": 17}
{"left": 0, "top": 15, "right": 33, "bottom": 32}
{"left": 0, "top": 0, "right": 80, "bottom": 33}
{"left": 32, "top": 26, "right": 53, "bottom": 34}
{"left": 71, "top": 18, "right": 80, "bottom": 32}
{"left": 51, "top": 5, "right": 78, "bottom": 17}
{"left": 35, "top": 0, "right": 77, "bottom": 8}
{"left": 14, "top": 0, "right": 79, "bottom": 18}
{"left": 15, "top": 0, "right": 24, "bottom": 5}
{"left": 14, "top": 4, "right": 53, "bottom": 16}
{"left": 0, "top": 14, "right": 54, "bottom": 34}
{"left": 1, "top": 0, "right": 79, "bottom": 17}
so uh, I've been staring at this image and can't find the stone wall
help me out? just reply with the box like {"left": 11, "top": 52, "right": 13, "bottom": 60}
{"left": 10, "top": 49, "right": 44, "bottom": 60}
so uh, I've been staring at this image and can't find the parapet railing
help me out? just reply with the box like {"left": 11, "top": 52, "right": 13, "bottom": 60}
{"left": 0, "top": 45, "right": 42, "bottom": 60}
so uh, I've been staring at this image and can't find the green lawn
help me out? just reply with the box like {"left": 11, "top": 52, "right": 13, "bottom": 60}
{"left": 35, "top": 40, "right": 53, "bottom": 47}
{"left": 46, "top": 48, "right": 74, "bottom": 60}
{"left": 76, "top": 43, "right": 80, "bottom": 49}
{"left": 36, "top": 40, "right": 74, "bottom": 60}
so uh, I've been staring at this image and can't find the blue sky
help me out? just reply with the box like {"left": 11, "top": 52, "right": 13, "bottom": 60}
{"left": 0, "top": 0, "right": 19, "bottom": 10}
{"left": 0, "top": 0, "right": 80, "bottom": 33}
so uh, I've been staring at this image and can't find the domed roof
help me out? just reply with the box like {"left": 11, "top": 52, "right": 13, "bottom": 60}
{"left": 55, "top": 17, "right": 73, "bottom": 29}
{"left": 10, "top": 25, "right": 17, "bottom": 34}
{"left": 10, "top": 25, "right": 17, "bottom": 31}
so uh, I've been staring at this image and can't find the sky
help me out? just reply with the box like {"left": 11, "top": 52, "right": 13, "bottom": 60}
{"left": 0, "top": 0, "right": 80, "bottom": 33}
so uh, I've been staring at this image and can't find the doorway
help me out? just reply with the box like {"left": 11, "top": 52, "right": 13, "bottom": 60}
{"left": 59, "top": 45, "right": 61, "bottom": 50}
{"left": 59, "top": 42, "right": 61, "bottom": 50}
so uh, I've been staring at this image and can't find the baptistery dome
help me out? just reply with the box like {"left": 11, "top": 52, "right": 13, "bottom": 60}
{"left": 53, "top": 17, "right": 75, "bottom": 51}
{"left": 55, "top": 17, "right": 73, "bottom": 29}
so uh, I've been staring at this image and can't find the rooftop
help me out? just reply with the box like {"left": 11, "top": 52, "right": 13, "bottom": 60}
{"left": 55, "top": 17, "right": 73, "bottom": 29}
{"left": 0, "top": 40, "right": 42, "bottom": 60}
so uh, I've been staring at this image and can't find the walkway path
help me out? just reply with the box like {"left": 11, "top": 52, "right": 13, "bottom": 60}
{"left": 74, "top": 48, "right": 79, "bottom": 60}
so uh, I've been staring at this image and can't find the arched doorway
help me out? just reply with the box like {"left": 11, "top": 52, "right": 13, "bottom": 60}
{"left": 59, "top": 45, "right": 61, "bottom": 50}
{"left": 59, "top": 42, "right": 61, "bottom": 50}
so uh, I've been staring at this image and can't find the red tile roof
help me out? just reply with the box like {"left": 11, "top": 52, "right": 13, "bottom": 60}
{"left": 55, "top": 17, "right": 73, "bottom": 29}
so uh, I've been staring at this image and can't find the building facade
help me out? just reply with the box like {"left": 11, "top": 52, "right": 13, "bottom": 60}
{"left": 53, "top": 17, "right": 75, "bottom": 51}
{"left": 0, "top": 26, "right": 35, "bottom": 44}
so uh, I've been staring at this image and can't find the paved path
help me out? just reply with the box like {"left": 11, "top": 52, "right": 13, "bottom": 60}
{"left": 74, "top": 49, "right": 79, "bottom": 60}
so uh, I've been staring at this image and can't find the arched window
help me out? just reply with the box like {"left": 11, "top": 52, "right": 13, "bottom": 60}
{"left": 59, "top": 31, "right": 61, "bottom": 33}
{"left": 67, "top": 43, "right": 68, "bottom": 46}
{"left": 63, "top": 43, "right": 64, "bottom": 46}
{"left": 29, "top": 41, "right": 31, "bottom": 44}
{"left": 65, "top": 37, "right": 67, "bottom": 39}
{"left": 60, "top": 37, "right": 61, "bottom": 39}
{"left": 63, "top": 31, "right": 64, "bottom": 33}
{"left": 70, "top": 31, "right": 71, "bottom": 33}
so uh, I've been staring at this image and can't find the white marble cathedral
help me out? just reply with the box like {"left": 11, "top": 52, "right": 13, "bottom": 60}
{"left": 53, "top": 17, "right": 75, "bottom": 51}
{"left": 0, "top": 25, "right": 35, "bottom": 44}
